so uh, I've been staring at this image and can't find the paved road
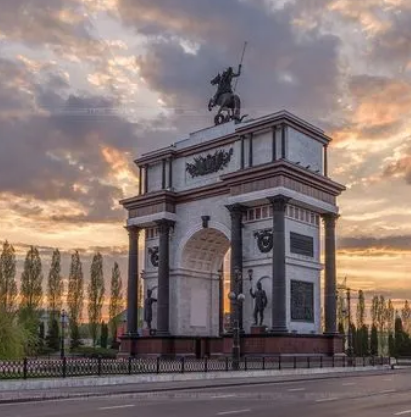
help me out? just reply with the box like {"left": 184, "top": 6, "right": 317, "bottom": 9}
{"left": 1, "top": 370, "right": 411, "bottom": 417}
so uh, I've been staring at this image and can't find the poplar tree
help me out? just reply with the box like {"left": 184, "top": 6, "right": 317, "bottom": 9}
{"left": 109, "top": 262, "right": 123, "bottom": 344}
{"left": 88, "top": 252, "right": 105, "bottom": 347}
{"left": 46, "top": 249, "right": 64, "bottom": 350}
{"left": 370, "top": 325, "right": 378, "bottom": 356}
{"left": 337, "top": 289, "right": 346, "bottom": 333}
{"left": 377, "top": 295, "right": 387, "bottom": 355}
{"left": 401, "top": 300, "right": 411, "bottom": 335}
{"left": 370, "top": 295, "right": 379, "bottom": 355}
{"left": 47, "top": 249, "right": 64, "bottom": 318}
{"left": 386, "top": 299, "right": 395, "bottom": 334}
{"left": 386, "top": 300, "right": 395, "bottom": 356}
{"left": 0, "top": 241, "right": 17, "bottom": 312}
{"left": 67, "top": 251, "right": 84, "bottom": 349}
{"left": 395, "top": 316, "right": 408, "bottom": 356}
{"left": 356, "top": 290, "right": 368, "bottom": 356}
{"left": 19, "top": 246, "right": 43, "bottom": 354}
{"left": 356, "top": 290, "right": 365, "bottom": 329}
{"left": 100, "top": 321, "right": 108, "bottom": 349}
{"left": 371, "top": 295, "right": 379, "bottom": 327}
{"left": 20, "top": 246, "right": 43, "bottom": 312}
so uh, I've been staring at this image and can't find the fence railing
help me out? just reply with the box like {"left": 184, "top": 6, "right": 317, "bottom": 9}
{"left": 396, "top": 357, "right": 411, "bottom": 366}
{"left": 0, "top": 356, "right": 391, "bottom": 380}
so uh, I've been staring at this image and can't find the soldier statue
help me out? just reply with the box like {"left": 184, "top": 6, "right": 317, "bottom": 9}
{"left": 144, "top": 289, "right": 157, "bottom": 330}
{"left": 208, "top": 65, "right": 244, "bottom": 125}
{"left": 250, "top": 282, "right": 268, "bottom": 326}
{"left": 208, "top": 42, "right": 248, "bottom": 125}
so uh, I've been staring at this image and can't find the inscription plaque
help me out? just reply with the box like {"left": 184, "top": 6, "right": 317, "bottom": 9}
{"left": 290, "top": 280, "right": 314, "bottom": 322}
{"left": 290, "top": 232, "right": 314, "bottom": 257}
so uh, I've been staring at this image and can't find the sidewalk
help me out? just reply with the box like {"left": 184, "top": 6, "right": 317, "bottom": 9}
{"left": 0, "top": 365, "right": 396, "bottom": 403}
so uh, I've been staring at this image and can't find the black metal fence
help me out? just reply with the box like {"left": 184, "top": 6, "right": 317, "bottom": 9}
{"left": 0, "top": 356, "right": 391, "bottom": 380}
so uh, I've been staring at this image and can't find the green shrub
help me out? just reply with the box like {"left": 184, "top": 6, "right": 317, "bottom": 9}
{"left": 72, "top": 346, "right": 117, "bottom": 359}
{"left": 0, "top": 311, "right": 36, "bottom": 360}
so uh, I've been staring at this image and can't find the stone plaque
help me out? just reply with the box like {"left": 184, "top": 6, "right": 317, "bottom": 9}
{"left": 290, "top": 280, "right": 314, "bottom": 322}
{"left": 290, "top": 232, "right": 314, "bottom": 257}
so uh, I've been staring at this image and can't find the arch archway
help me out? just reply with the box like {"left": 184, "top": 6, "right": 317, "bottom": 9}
{"left": 181, "top": 228, "right": 230, "bottom": 273}
{"left": 176, "top": 227, "right": 230, "bottom": 336}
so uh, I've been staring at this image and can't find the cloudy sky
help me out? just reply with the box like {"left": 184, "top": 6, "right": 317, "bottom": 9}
{"left": 1, "top": 0, "right": 411, "bottom": 314}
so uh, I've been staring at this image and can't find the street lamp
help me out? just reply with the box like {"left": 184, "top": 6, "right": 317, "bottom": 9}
{"left": 346, "top": 288, "right": 353, "bottom": 357}
{"left": 60, "top": 310, "right": 68, "bottom": 359}
{"left": 228, "top": 266, "right": 245, "bottom": 370}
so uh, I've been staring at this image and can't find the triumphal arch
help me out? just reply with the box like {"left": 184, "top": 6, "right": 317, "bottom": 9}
{"left": 120, "top": 66, "right": 345, "bottom": 357}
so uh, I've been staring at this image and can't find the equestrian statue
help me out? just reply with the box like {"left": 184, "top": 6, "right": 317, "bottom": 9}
{"left": 208, "top": 42, "right": 248, "bottom": 125}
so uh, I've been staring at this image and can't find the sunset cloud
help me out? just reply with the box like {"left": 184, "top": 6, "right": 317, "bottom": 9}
{"left": 1, "top": 0, "right": 411, "bottom": 302}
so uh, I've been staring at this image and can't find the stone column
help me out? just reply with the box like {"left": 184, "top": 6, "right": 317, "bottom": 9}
{"left": 323, "top": 213, "right": 338, "bottom": 334}
{"left": 155, "top": 219, "right": 174, "bottom": 336}
{"left": 126, "top": 226, "right": 140, "bottom": 335}
{"left": 268, "top": 195, "right": 290, "bottom": 333}
{"left": 324, "top": 144, "right": 329, "bottom": 177}
{"left": 226, "top": 204, "right": 245, "bottom": 332}
{"left": 138, "top": 167, "right": 143, "bottom": 195}
{"left": 218, "top": 267, "right": 224, "bottom": 334}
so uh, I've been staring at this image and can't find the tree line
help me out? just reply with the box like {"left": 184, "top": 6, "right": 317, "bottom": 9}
{"left": 337, "top": 289, "right": 411, "bottom": 356}
{"left": 0, "top": 241, "right": 125, "bottom": 359}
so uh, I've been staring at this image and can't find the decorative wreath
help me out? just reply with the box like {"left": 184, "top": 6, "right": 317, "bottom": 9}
{"left": 148, "top": 246, "right": 159, "bottom": 267}
{"left": 254, "top": 229, "right": 274, "bottom": 253}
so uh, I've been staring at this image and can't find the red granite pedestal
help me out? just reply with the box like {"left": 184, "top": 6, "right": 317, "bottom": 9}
{"left": 119, "top": 333, "right": 344, "bottom": 357}
{"left": 119, "top": 334, "right": 140, "bottom": 357}
{"left": 250, "top": 326, "right": 268, "bottom": 335}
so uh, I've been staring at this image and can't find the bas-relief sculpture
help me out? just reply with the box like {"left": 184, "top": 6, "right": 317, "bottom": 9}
{"left": 290, "top": 280, "right": 314, "bottom": 322}
{"left": 250, "top": 282, "right": 268, "bottom": 326}
{"left": 185, "top": 148, "right": 233, "bottom": 178}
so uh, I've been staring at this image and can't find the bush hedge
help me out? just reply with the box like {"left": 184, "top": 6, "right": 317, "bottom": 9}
{"left": 72, "top": 346, "right": 118, "bottom": 359}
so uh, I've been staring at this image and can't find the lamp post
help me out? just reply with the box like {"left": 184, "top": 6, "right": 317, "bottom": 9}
{"left": 346, "top": 287, "right": 353, "bottom": 357}
{"left": 228, "top": 266, "right": 245, "bottom": 371}
{"left": 60, "top": 310, "right": 68, "bottom": 359}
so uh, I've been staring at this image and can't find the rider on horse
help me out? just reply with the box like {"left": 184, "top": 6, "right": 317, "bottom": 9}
{"left": 211, "top": 65, "right": 242, "bottom": 105}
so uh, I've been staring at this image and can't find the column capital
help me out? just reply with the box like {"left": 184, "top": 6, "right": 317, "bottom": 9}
{"left": 125, "top": 225, "right": 140, "bottom": 236}
{"left": 322, "top": 212, "right": 340, "bottom": 227}
{"left": 226, "top": 203, "right": 247, "bottom": 216}
{"left": 267, "top": 195, "right": 291, "bottom": 212}
{"left": 155, "top": 219, "right": 175, "bottom": 234}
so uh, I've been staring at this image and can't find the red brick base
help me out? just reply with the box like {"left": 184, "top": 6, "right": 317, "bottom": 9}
{"left": 119, "top": 333, "right": 343, "bottom": 357}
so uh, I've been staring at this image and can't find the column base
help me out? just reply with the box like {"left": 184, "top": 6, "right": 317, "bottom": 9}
{"left": 269, "top": 327, "right": 288, "bottom": 334}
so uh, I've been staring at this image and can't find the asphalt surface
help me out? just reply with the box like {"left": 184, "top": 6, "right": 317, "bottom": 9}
{"left": 1, "top": 370, "right": 411, "bottom": 417}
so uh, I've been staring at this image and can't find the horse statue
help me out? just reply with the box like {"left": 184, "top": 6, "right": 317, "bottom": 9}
{"left": 208, "top": 65, "right": 247, "bottom": 125}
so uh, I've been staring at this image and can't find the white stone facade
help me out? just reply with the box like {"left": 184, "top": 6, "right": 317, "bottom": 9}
{"left": 122, "top": 111, "right": 345, "bottom": 338}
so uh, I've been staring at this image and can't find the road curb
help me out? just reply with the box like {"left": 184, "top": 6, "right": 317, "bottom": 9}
{"left": 0, "top": 367, "right": 394, "bottom": 404}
